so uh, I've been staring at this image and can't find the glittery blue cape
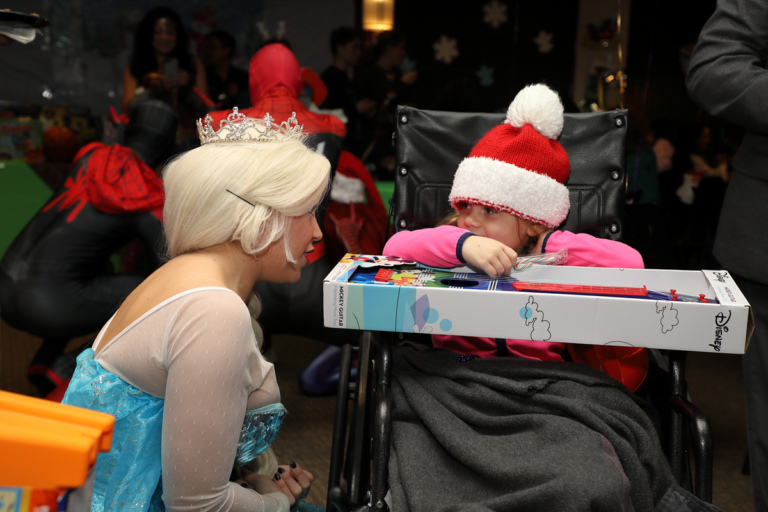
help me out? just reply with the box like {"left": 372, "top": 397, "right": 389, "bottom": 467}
{"left": 62, "top": 348, "right": 286, "bottom": 511}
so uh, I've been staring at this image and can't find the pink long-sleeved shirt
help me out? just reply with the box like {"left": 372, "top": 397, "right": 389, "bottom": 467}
{"left": 383, "top": 225, "right": 644, "bottom": 360}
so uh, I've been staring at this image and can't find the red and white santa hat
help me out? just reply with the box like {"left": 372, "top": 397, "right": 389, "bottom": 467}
{"left": 448, "top": 83, "right": 571, "bottom": 229}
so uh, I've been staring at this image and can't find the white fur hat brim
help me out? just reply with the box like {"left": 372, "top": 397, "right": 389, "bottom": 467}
{"left": 449, "top": 156, "right": 570, "bottom": 229}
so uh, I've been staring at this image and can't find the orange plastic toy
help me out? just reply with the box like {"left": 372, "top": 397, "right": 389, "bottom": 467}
{"left": 0, "top": 390, "right": 114, "bottom": 489}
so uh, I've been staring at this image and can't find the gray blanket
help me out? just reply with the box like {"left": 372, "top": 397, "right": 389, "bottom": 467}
{"left": 387, "top": 346, "right": 707, "bottom": 512}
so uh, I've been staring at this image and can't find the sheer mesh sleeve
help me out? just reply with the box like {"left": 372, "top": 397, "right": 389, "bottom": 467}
{"left": 96, "top": 288, "right": 286, "bottom": 512}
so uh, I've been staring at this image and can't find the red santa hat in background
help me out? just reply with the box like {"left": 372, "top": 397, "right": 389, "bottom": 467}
{"left": 448, "top": 83, "right": 571, "bottom": 229}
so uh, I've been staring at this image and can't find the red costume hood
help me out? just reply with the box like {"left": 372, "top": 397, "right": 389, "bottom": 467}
{"left": 248, "top": 43, "right": 302, "bottom": 104}
{"left": 207, "top": 42, "right": 345, "bottom": 138}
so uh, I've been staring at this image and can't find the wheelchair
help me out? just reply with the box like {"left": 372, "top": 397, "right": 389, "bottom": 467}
{"left": 325, "top": 106, "right": 713, "bottom": 511}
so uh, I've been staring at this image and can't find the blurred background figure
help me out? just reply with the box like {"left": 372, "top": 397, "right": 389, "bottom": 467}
{"left": 624, "top": 107, "right": 667, "bottom": 269}
{"left": 674, "top": 122, "right": 731, "bottom": 269}
{"left": 320, "top": 26, "right": 376, "bottom": 157}
{"left": 651, "top": 118, "right": 680, "bottom": 219}
{"left": 354, "top": 30, "right": 418, "bottom": 179}
{"left": 203, "top": 28, "right": 250, "bottom": 111}
{"left": 0, "top": 100, "right": 177, "bottom": 396}
{"left": 122, "top": 6, "right": 211, "bottom": 153}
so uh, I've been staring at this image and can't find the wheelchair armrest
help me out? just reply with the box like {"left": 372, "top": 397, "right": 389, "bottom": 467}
{"left": 669, "top": 394, "right": 713, "bottom": 503}
{"left": 328, "top": 344, "right": 355, "bottom": 512}
{"left": 371, "top": 333, "right": 393, "bottom": 511}
{"left": 666, "top": 350, "right": 713, "bottom": 503}
{"left": 328, "top": 333, "right": 391, "bottom": 512}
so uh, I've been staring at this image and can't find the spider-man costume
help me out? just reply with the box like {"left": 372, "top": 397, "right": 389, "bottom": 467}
{"left": 209, "top": 43, "right": 359, "bottom": 358}
{"left": 0, "top": 100, "right": 177, "bottom": 394}
{"left": 208, "top": 42, "right": 346, "bottom": 231}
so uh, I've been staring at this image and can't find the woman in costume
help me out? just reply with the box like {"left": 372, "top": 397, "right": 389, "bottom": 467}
{"left": 61, "top": 109, "right": 330, "bottom": 511}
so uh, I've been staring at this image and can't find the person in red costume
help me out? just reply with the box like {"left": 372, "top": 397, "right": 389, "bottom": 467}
{"left": 0, "top": 100, "right": 177, "bottom": 395}
{"left": 208, "top": 42, "right": 359, "bottom": 357}
{"left": 207, "top": 41, "right": 346, "bottom": 205}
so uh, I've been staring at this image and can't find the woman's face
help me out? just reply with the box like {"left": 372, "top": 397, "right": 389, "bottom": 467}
{"left": 152, "top": 17, "right": 178, "bottom": 56}
{"left": 261, "top": 209, "right": 323, "bottom": 283}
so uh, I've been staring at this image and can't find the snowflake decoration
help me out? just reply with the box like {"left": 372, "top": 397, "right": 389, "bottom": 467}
{"left": 534, "top": 30, "right": 553, "bottom": 53}
{"left": 476, "top": 65, "right": 495, "bottom": 87}
{"left": 257, "top": 20, "right": 287, "bottom": 40}
{"left": 433, "top": 35, "right": 459, "bottom": 64}
{"left": 484, "top": 0, "right": 507, "bottom": 29}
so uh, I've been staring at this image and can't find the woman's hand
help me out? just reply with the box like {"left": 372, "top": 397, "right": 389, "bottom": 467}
{"left": 238, "top": 461, "right": 314, "bottom": 505}
{"left": 461, "top": 236, "right": 518, "bottom": 277}
{"left": 239, "top": 471, "right": 284, "bottom": 496}
{"left": 273, "top": 461, "right": 314, "bottom": 504}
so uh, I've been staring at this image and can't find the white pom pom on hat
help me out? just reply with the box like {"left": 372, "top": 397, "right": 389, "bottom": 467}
{"left": 506, "top": 83, "right": 565, "bottom": 139}
{"left": 448, "top": 83, "right": 571, "bottom": 229}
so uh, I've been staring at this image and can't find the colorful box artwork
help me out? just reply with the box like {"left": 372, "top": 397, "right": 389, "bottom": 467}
{"left": 0, "top": 119, "right": 43, "bottom": 164}
{"left": 323, "top": 254, "right": 754, "bottom": 354}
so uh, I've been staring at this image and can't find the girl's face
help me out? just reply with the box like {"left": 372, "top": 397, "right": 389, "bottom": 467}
{"left": 456, "top": 202, "right": 537, "bottom": 253}
{"left": 152, "top": 18, "right": 178, "bottom": 56}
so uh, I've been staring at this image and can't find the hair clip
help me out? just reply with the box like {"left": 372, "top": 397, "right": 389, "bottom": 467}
{"left": 226, "top": 189, "right": 255, "bottom": 207}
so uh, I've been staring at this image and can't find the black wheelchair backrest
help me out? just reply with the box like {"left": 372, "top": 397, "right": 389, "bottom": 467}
{"left": 392, "top": 106, "right": 628, "bottom": 241}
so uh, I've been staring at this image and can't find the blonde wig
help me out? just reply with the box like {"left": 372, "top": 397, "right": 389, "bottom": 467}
{"left": 162, "top": 138, "right": 330, "bottom": 261}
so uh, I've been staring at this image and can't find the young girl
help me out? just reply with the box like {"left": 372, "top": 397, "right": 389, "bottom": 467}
{"left": 383, "top": 83, "right": 647, "bottom": 388}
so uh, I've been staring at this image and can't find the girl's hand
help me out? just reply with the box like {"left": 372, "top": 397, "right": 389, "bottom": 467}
{"left": 273, "top": 461, "right": 314, "bottom": 504}
{"left": 461, "top": 236, "right": 518, "bottom": 277}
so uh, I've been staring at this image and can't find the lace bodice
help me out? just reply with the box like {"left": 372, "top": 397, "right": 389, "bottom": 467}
{"left": 79, "top": 287, "right": 287, "bottom": 511}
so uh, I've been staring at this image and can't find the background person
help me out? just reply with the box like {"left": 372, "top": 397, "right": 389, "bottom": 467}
{"left": 203, "top": 28, "right": 250, "bottom": 110}
{"left": 122, "top": 6, "right": 210, "bottom": 153}
{"left": 320, "top": 26, "right": 377, "bottom": 156}
{"left": 0, "top": 100, "right": 177, "bottom": 396}
{"left": 207, "top": 41, "right": 357, "bottom": 359}
{"left": 686, "top": 0, "right": 768, "bottom": 509}
{"left": 122, "top": 6, "right": 207, "bottom": 113}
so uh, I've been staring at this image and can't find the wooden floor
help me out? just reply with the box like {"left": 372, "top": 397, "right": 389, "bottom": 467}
{"left": 0, "top": 320, "right": 755, "bottom": 511}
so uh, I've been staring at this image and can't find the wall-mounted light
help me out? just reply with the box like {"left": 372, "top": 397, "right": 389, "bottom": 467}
{"left": 362, "top": 0, "right": 395, "bottom": 33}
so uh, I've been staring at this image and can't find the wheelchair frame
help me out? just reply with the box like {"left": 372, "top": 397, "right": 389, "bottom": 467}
{"left": 326, "top": 106, "right": 713, "bottom": 511}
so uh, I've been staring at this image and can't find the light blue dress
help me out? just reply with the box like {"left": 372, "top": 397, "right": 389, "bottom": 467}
{"left": 62, "top": 348, "right": 289, "bottom": 511}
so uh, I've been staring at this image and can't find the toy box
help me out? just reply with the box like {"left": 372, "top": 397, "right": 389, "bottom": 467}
{"left": 322, "top": 254, "right": 754, "bottom": 354}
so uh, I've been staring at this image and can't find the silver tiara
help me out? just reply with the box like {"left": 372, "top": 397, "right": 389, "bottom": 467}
{"left": 196, "top": 107, "right": 303, "bottom": 145}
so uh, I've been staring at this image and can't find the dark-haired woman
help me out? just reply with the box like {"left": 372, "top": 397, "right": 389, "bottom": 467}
{"left": 122, "top": 6, "right": 208, "bottom": 114}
